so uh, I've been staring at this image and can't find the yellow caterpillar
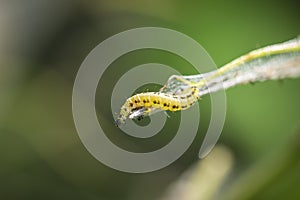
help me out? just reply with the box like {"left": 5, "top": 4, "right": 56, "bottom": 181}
{"left": 116, "top": 86, "right": 199, "bottom": 126}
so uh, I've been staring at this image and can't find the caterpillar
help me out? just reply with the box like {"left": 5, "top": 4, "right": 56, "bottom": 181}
{"left": 115, "top": 86, "right": 200, "bottom": 126}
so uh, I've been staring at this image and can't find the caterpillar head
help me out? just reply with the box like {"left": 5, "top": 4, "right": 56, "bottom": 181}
{"left": 116, "top": 108, "right": 167, "bottom": 128}
{"left": 115, "top": 106, "right": 149, "bottom": 127}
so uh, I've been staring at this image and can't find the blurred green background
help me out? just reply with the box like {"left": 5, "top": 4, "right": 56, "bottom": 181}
{"left": 1, "top": 0, "right": 300, "bottom": 199}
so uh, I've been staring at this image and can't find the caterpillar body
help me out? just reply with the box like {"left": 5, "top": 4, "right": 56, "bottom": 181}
{"left": 116, "top": 86, "right": 200, "bottom": 126}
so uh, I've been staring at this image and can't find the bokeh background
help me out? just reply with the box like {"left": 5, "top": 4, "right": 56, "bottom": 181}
{"left": 1, "top": 0, "right": 300, "bottom": 199}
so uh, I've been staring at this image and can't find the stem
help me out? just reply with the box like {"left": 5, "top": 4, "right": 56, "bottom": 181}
{"left": 182, "top": 36, "right": 300, "bottom": 96}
